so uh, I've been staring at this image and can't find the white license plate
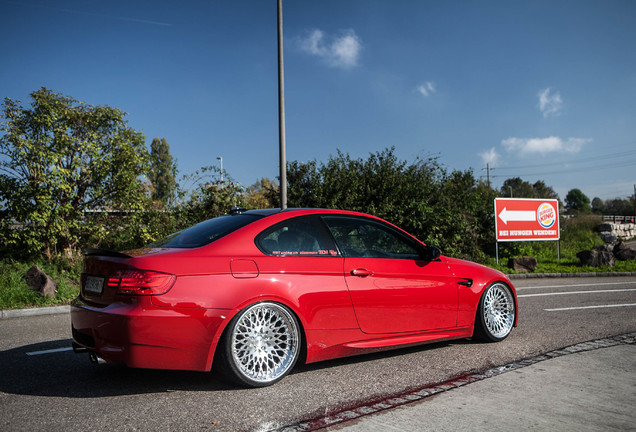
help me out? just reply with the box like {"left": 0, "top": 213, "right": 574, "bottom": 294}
{"left": 84, "top": 276, "right": 105, "bottom": 295}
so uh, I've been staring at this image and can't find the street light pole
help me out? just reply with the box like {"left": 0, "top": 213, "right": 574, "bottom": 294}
{"left": 216, "top": 156, "right": 223, "bottom": 183}
{"left": 277, "top": 0, "right": 287, "bottom": 209}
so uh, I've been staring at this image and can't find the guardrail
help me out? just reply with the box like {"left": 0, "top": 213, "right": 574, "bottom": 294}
{"left": 602, "top": 215, "right": 636, "bottom": 223}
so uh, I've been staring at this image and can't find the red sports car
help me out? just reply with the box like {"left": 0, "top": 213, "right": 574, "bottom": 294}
{"left": 71, "top": 208, "right": 517, "bottom": 387}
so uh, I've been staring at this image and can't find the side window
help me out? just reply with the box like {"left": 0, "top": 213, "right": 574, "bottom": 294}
{"left": 256, "top": 216, "right": 339, "bottom": 257}
{"left": 322, "top": 216, "right": 421, "bottom": 260}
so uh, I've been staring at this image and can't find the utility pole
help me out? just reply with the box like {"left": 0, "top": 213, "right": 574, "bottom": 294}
{"left": 482, "top": 163, "right": 493, "bottom": 189}
{"left": 633, "top": 184, "right": 636, "bottom": 222}
{"left": 277, "top": 0, "right": 287, "bottom": 209}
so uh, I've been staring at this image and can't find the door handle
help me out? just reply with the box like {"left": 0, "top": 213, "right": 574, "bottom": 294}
{"left": 351, "top": 268, "right": 373, "bottom": 277}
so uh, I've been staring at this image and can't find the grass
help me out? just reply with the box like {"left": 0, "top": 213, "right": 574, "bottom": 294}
{"left": 488, "top": 256, "right": 636, "bottom": 275}
{"left": 0, "top": 259, "right": 81, "bottom": 310}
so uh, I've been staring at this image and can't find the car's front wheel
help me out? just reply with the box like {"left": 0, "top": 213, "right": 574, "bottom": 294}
{"left": 216, "top": 302, "right": 301, "bottom": 387}
{"left": 474, "top": 282, "right": 516, "bottom": 342}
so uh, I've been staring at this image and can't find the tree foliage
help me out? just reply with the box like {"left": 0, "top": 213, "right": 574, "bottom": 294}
{"left": 500, "top": 178, "right": 559, "bottom": 200}
{"left": 565, "top": 188, "right": 591, "bottom": 213}
{"left": 0, "top": 88, "right": 149, "bottom": 260}
{"left": 179, "top": 166, "right": 246, "bottom": 224}
{"left": 285, "top": 147, "right": 497, "bottom": 260}
{"left": 245, "top": 177, "right": 278, "bottom": 209}
{"left": 149, "top": 137, "right": 177, "bottom": 208}
{"left": 591, "top": 196, "right": 635, "bottom": 216}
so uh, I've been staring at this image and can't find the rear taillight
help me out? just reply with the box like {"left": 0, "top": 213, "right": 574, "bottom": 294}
{"left": 107, "top": 270, "right": 176, "bottom": 296}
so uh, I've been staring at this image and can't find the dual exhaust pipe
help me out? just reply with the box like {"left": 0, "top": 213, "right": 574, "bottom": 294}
{"left": 72, "top": 342, "right": 106, "bottom": 365}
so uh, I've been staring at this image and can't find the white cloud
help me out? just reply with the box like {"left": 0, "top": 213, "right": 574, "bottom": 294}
{"left": 479, "top": 147, "right": 500, "bottom": 166}
{"left": 301, "top": 29, "right": 326, "bottom": 56}
{"left": 299, "top": 29, "right": 362, "bottom": 69}
{"left": 502, "top": 136, "right": 590, "bottom": 155}
{"left": 538, "top": 88, "right": 563, "bottom": 118}
{"left": 417, "top": 81, "right": 436, "bottom": 97}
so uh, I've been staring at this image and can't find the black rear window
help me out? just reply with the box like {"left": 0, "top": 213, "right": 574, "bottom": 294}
{"left": 148, "top": 213, "right": 263, "bottom": 248}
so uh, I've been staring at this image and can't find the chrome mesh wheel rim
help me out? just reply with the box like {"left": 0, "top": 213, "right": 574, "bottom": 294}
{"left": 483, "top": 284, "right": 515, "bottom": 339}
{"left": 231, "top": 303, "right": 299, "bottom": 383}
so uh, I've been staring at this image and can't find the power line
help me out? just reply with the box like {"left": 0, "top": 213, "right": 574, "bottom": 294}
{"left": 494, "top": 148, "right": 636, "bottom": 173}
{"left": 491, "top": 158, "right": 636, "bottom": 178}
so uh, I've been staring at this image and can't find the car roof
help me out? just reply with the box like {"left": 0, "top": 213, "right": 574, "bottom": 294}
{"left": 242, "top": 208, "right": 376, "bottom": 218}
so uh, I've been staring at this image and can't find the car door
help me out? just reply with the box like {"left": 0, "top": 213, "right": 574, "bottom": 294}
{"left": 322, "top": 215, "right": 458, "bottom": 334}
{"left": 254, "top": 215, "right": 357, "bottom": 330}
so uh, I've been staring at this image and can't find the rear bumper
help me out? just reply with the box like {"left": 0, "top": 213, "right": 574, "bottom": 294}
{"left": 70, "top": 297, "right": 232, "bottom": 371}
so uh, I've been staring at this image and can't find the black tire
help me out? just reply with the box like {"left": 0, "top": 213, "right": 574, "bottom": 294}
{"left": 474, "top": 282, "right": 516, "bottom": 342}
{"left": 214, "top": 302, "right": 300, "bottom": 387}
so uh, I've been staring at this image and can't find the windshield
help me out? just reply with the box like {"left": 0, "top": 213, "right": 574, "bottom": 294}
{"left": 148, "top": 213, "right": 263, "bottom": 248}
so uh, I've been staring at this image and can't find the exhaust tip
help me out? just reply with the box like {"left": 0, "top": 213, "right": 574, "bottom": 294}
{"left": 72, "top": 342, "right": 88, "bottom": 354}
{"left": 88, "top": 351, "right": 106, "bottom": 365}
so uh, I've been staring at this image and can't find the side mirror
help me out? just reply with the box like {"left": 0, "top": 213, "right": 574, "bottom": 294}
{"left": 421, "top": 245, "right": 441, "bottom": 261}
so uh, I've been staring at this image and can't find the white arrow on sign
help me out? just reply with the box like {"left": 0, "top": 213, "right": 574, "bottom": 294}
{"left": 498, "top": 207, "right": 536, "bottom": 225}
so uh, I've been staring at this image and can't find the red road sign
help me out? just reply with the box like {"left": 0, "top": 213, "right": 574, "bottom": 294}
{"left": 494, "top": 198, "right": 560, "bottom": 242}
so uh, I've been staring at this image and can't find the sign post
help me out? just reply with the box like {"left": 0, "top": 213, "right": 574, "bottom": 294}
{"left": 494, "top": 198, "right": 560, "bottom": 264}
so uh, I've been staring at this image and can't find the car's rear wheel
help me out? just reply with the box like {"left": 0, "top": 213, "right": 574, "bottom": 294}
{"left": 216, "top": 302, "right": 300, "bottom": 387}
{"left": 474, "top": 282, "right": 515, "bottom": 342}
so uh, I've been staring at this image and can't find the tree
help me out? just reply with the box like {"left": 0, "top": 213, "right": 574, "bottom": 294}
{"left": 501, "top": 178, "right": 534, "bottom": 198}
{"left": 179, "top": 166, "right": 246, "bottom": 224}
{"left": 591, "top": 197, "right": 604, "bottom": 213}
{"left": 285, "top": 147, "right": 496, "bottom": 260}
{"left": 500, "top": 178, "right": 559, "bottom": 200}
{"left": 0, "top": 88, "right": 149, "bottom": 259}
{"left": 603, "top": 198, "right": 634, "bottom": 216}
{"left": 531, "top": 180, "right": 559, "bottom": 200}
{"left": 564, "top": 188, "right": 591, "bottom": 213}
{"left": 149, "top": 137, "right": 177, "bottom": 208}
{"left": 245, "top": 178, "right": 278, "bottom": 209}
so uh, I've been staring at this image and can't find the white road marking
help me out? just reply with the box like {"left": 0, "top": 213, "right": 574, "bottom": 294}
{"left": 545, "top": 303, "right": 636, "bottom": 312}
{"left": 516, "top": 281, "right": 636, "bottom": 290}
{"left": 519, "top": 288, "right": 636, "bottom": 298}
{"left": 26, "top": 347, "right": 74, "bottom": 356}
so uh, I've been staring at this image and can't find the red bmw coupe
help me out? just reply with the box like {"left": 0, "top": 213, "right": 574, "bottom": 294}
{"left": 71, "top": 207, "right": 517, "bottom": 387}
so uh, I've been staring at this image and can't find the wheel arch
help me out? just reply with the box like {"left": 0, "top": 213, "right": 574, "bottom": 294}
{"left": 207, "top": 297, "right": 309, "bottom": 373}
{"left": 472, "top": 280, "right": 518, "bottom": 341}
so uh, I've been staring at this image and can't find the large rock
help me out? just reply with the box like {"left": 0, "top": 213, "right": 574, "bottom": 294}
{"left": 24, "top": 265, "right": 57, "bottom": 299}
{"left": 599, "top": 232, "right": 618, "bottom": 244}
{"left": 598, "top": 222, "right": 636, "bottom": 243}
{"left": 507, "top": 256, "right": 538, "bottom": 273}
{"left": 576, "top": 246, "right": 616, "bottom": 267}
{"left": 614, "top": 241, "right": 636, "bottom": 261}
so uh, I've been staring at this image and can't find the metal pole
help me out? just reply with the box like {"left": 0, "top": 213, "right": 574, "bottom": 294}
{"left": 216, "top": 156, "right": 223, "bottom": 183}
{"left": 496, "top": 241, "right": 499, "bottom": 265}
{"left": 277, "top": 0, "right": 287, "bottom": 209}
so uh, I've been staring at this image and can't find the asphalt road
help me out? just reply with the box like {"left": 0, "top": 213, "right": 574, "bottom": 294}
{"left": 1, "top": 275, "right": 635, "bottom": 431}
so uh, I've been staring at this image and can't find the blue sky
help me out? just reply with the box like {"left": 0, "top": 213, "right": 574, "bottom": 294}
{"left": 2, "top": 0, "right": 635, "bottom": 202}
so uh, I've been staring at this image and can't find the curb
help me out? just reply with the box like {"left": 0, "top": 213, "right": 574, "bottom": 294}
{"left": 2, "top": 272, "right": 635, "bottom": 319}
{"left": 0, "top": 305, "right": 70, "bottom": 319}
{"left": 507, "top": 271, "right": 636, "bottom": 279}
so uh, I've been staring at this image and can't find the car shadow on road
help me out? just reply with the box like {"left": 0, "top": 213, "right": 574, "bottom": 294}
{"left": 291, "top": 337, "right": 473, "bottom": 376}
{"left": 0, "top": 337, "right": 480, "bottom": 398}
{"left": 0, "top": 339, "right": 234, "bottom": 397}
